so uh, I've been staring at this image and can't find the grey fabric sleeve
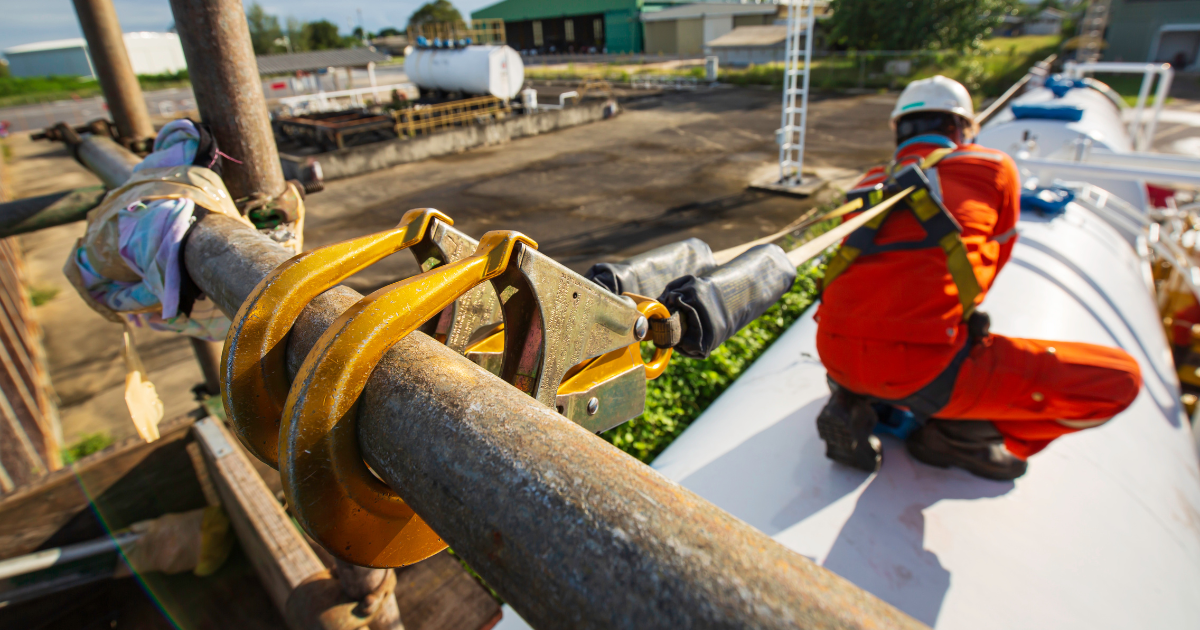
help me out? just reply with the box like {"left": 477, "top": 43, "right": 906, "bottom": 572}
{"left": 584, "top": 238, "right": 716, "bottom": 297}
{"left": 657, "top": 244, "right": 796, "bottom": 359}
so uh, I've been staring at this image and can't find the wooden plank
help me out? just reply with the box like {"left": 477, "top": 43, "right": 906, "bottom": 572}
{"left": 394, "top": 552, "right": 502, "bottom": 630}
{"left": 0, "top": 411, "right": 205, "bottom": 559}
{"left": 192, "top": 416, "right": 324, "bottom": 613}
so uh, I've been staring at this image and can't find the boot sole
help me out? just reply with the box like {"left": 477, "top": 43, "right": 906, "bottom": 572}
{"left": 817, "top": 408, "right": 881, "bottom": 473}
{"left": 905, "top": 435, "right": 1025, "bottom": 481}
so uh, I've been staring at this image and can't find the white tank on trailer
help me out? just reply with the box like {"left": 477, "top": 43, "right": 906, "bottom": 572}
{"left": 403, "top": 45, "right": 525, "bottom": 100}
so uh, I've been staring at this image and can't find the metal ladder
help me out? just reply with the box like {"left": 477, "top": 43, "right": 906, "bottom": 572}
{"left": 778, "top": 0, "right": 815, "bottom": 186}
{"left": 1075, "top": 0, "right": 1111, "bottom": 63}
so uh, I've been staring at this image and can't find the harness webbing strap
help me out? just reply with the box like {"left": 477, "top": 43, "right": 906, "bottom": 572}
{"left": 940, "top": 232, "right": 982, "bottom": 318}
{"left": 920, "top": 148, "right": 955, "bottom": 169}
{"left": 823, "top": 150, "right": 983, "bottom": 323}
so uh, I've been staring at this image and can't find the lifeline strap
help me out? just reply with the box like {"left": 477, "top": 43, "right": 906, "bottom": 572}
{"left": 822, "top": 149, "right": 983, "bottom": 322}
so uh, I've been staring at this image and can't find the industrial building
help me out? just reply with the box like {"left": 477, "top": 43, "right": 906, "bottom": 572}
{"left": 1, "top": 32, "right": 187, "bottom": 78}
{"left": 471, "top": 0, "right": 747, "bottom": 54}
{"left": 641, "top": 2, "right": 780, "bottom": 56}
{"left": 706, "top": 25, "right": 790, "bottom": 67}
{"left": 1106, "top": 0, "right": 1200, "bottom": 68}
{"left": 703, "top": 1, "right": 829, "bottom": 67}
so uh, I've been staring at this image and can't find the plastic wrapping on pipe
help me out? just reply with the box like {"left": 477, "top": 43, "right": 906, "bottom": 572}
{"left": 585, "top": 238, "right": 717, "bottom": 297}
{"left": 658, "top": 244, "right": 796, "bottom": 359}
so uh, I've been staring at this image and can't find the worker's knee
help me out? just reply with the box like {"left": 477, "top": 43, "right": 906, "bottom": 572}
{"left": 1064, "top": 345, "right": 1142, "bottom": 419}
{"left": 1100, "top": 348, "right": 1142, "bottom": 413}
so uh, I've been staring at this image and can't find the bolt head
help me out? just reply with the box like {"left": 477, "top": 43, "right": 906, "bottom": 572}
{"left": 634, "top": 316, "right": 649, "bottom": 340}
{"left": 586, "top": 397, "right": 600, "bottom": 415}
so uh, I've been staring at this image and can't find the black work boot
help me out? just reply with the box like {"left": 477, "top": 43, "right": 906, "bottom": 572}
{"left": 816, "top": 382, "right": 882, "bottom": 472}
{"left": 905, "top": 420, "right": 1028, "bottom": 480}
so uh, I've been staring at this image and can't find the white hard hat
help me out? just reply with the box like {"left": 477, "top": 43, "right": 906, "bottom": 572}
{"left": 890, "top": 75, "right": 976, "bottom": 132}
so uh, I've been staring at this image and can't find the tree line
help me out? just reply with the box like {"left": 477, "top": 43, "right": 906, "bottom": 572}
{"left": 245, "top": 0, "right": 464, "bottom": 56}
{"left": 828, "top": 0, "right": 1076, "bottom": 52}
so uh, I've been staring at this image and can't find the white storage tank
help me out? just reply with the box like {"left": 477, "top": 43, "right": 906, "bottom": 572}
{"left": 976, "top": 81, "right": 1150, "bottom": 209}
{"left": 404, "top": 45, "right": 524, "bottom": 100}
{"left": 977, "top": 84, "right": 1132, "bottom": 156}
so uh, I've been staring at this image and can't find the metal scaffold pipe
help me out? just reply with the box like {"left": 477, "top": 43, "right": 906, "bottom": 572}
{"left": 167, "top": 0, "right": 287, "bottom": 202}
{"left": 182, "top": 212, "right": 925, "bottom": 630}
{"left": 76, "top": 136, "right": 141, "bottom": 189}
{"left": 71, "top": 0, "right": 155, "bottom": 147}
{"left": 0, "top": 187, "right": 107, "bottom": 238}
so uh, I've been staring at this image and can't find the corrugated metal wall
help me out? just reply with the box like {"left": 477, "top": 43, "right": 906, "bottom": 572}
{"left": 5, "top": 47, "right": 94, "bottom": 79}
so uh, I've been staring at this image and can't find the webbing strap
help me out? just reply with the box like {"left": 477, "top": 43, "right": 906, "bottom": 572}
{"left": 821, "top": 245, "right": 860, "bottom": 288}
{"left": 939, "top": 232, "right": 981, "bottom": 318}
{"left": 920, "top": 148, "right": 955, "bottom": 170}
{"left": 884, "top": 147, "right": 954, "bottom": 178}
{"left": 823, "top": 160, "right": 982, "bottom": 322}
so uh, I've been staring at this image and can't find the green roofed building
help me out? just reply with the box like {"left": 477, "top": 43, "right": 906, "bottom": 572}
{"left": 472, "top": 0, "right": 723, "bottom": 54}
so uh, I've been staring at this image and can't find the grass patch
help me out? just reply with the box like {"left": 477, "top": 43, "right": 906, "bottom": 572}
{"left": 604, "top": 263, "right": 823, "bottom": 463}
{"left": 28, "top": 286, "right": 58, "bottom": 307}
{"left": 447, "top": 548, "right": 503, "bottom": 604}
{"left": 1091, "top": 73, "right": 1177, "bottom": 107}
{"left": 527, "top": 36, "right": 1064, "bottom": 104}
{"left": 977, "top": 34, "right": 1063, "bottom": 56}
{"left": 0, "top": 71, "right": 190, "bottom": 108}
{"left": 61, "top": 431, "right": 113, "bottom": 464}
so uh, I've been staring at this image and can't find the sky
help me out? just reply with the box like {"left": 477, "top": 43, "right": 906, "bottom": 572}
{"left": 0, "top": 0, "right": 498, "bottom": 52}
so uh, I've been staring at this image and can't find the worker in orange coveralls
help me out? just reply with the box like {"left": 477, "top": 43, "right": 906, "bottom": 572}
{"left": 814, "top": 76, "right": 1142, "bottom": 480}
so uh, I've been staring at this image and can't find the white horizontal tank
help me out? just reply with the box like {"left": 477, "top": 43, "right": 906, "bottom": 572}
{"left": 404, "top": 45, "right": 525, "bottom": 100}
{"left": 977, "top": 84, "right": 1131, "bottom": 156}
{"left": 976, "top": 81, "right": 1149, "bottom": 209}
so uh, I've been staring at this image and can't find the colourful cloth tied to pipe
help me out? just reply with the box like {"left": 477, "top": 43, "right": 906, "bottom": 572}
{"left": 71, "top": 196, "right": 229, "bottom": 340}
{"left": 133, "top": 119, "right": 203, "bottom": 173}
{"left": 63, "top": 164, "right": 254, "bottom": 442}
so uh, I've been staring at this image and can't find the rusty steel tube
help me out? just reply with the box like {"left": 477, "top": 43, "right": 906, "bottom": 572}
{"left": 76, "top": 136, "right": 141, "bottom": 189}
{"left": 71, "top": 0, "right": 155, "bottom": 146}
{"left": 0, "top": 186, "right": 107, "bottom": 238}
{"left": 182, "top": 211, "right": 924, "bottom": 630}
{"left": 167, "top": 0, "right": 287, "bottom": 202}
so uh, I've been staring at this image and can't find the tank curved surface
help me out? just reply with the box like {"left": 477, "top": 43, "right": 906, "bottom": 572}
{"left": 977, "top": 85, "right": 1148, "bottom": 209}
{"left": 403, "top": 45, "right": 524, "bottom": 100}
{"left": 651, "top": 203, "right": 1200, "bottom": 628}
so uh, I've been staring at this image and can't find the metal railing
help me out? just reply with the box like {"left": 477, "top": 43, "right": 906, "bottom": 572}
{"left": 407, "top": 18, "right": 505, "bottom": 46}
{"left": 392, "top": 95, "right": 510, "bottom": 138}
{"left": 1063, "top": 61, "right": 1175, "bottom": 152}
{"left": 276, "top": 84, "right": 416, "bottom": 117}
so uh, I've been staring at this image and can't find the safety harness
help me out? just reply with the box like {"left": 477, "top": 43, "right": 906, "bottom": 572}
{"left": 822, "top": 138, "right": 983, "bottom": 323}
{"left": 822, "top": 137, "right": 995, "bottom": 418}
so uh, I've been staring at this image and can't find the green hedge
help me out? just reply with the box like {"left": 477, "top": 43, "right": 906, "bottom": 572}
{"left": 603, "top": 263, "right": 824, "bottom": 463}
